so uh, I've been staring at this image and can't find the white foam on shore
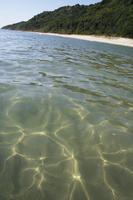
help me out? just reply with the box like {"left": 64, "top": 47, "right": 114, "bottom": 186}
{"left": 35, "top": 32, "right": 133, "bottom": 47}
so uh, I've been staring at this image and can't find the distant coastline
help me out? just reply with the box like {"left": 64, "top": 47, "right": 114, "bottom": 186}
{"left": 2, "top": 1, "right": 133, "bottom": 40}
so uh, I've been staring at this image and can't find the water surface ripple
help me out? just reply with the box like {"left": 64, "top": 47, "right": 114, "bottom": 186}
{"left": 0, "top": 30, "right": 133, "bottom": 200}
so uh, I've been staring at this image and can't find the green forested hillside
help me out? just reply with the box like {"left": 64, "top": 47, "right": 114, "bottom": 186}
{"left": 2, "top": 0, "right": 133, "bottom": 38}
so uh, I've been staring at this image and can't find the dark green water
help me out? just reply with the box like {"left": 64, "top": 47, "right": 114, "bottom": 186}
{"left": 0, "top": 29, "right": 133, "bottom": 200}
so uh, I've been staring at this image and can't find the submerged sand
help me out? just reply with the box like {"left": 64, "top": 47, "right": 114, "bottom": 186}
{"left": 36, "top": 32, "right": 133, "bottom": 47}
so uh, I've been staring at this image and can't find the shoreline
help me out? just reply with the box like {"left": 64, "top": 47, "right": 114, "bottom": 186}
{"left": 39, "top": 32, "right": 133, "bottom": 47}
{"left": 1, "top": 29, "right": 133, "bottom": 47}
{"left": 33, "top": 32, "right": 133, "bottom": 47}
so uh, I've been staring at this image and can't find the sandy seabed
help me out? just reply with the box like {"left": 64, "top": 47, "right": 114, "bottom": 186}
{"left": 35, "top": 32, "right": 133, "bottom": 47}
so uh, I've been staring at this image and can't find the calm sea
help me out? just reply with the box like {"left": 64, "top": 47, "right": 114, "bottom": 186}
{"left": 0, "top": 29, "right": 133, "bottom": 200}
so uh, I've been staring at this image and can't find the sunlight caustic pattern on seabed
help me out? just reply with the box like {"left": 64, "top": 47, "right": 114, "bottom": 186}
{"left": 0, "top": 91, "right": 133, "bottom": 200}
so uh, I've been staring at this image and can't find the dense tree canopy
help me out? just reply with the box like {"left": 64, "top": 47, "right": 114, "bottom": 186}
{"left": 2, "top": 0, "right": 133, "bottom": 38}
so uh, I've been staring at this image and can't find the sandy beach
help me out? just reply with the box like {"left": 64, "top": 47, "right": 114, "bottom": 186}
{"left": 36, "top": 32, "right": 133, "bottom": 47}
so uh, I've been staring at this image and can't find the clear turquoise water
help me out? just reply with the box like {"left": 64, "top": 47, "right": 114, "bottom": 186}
{"left": 0, "top": 29, "right": 133, "bottom": 200}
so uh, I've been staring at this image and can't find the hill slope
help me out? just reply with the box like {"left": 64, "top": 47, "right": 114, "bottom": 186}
{"left": 2, "top": 0, "right": 133, "bottom": 38}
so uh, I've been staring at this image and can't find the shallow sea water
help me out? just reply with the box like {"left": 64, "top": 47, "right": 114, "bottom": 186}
{"left": 0, "top": 29, "right": 133, "bottom": 200}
